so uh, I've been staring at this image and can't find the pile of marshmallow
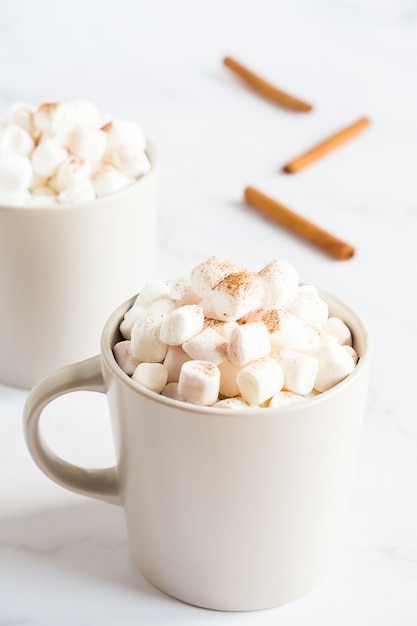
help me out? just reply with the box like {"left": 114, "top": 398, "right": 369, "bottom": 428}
{"left": 113, "top": 256, "right": 358, "bottom": 409}
{"left": 0, "top": 100, "right": 150, "bottom": 206}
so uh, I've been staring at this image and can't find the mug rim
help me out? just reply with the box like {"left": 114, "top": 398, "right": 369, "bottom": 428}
{"left": 0, "top": 140, "right": 157, "bottom": 213}
{"left": 101, "top": 287, "right": 371, "bottom": 416}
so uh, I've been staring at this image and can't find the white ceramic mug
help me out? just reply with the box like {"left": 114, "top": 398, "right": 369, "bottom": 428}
{"left": 0, "top": 143, "right": 158, "bottom": 388}
{"left": 23, "top": 288, "right": 371, "bottom": 611}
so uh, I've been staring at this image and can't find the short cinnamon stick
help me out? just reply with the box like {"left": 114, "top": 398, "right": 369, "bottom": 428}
{"left": 223, "top": 56, "right": 312, "bottom": 113}
{"left": 244, "top": 186, "right": 355, "bottom": 261}
{"left": 283, "top": 117, "right": 370, "bottom": 174}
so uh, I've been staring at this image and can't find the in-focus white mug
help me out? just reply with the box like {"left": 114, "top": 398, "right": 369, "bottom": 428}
{"left": 23, "top": 288, "right": 371, "bottom": 611}
{"left": 0, "top": 143, "right": 158, "bottom": 388}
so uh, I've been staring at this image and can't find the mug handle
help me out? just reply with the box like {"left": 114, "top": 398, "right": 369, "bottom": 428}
{"left": 23, "top": 355, "right": 121, "bottom": 506}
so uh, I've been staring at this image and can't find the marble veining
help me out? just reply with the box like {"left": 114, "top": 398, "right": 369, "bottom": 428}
{"left": 1, "top": 0, "right": 417, "bottom": 624}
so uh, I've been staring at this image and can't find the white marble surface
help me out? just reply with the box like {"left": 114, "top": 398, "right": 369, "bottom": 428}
{"left": 1, "top": 0, "right": 417, "bottom": 623}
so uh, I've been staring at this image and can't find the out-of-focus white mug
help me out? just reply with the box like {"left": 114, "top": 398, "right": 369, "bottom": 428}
{"left": 23, "top": 288, "right": 371, "bottom": 611}
{"left": 0, "top": 143, "right": 158, "bottom": 387}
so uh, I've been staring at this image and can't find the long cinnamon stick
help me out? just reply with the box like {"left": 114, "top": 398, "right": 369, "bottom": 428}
{"left": 223, "top": 56, "right": 312, "bottom": 113}
{"left": 244, "top": 186, "right": 355, "bottom": 261}
{"left": 283, "top": 117, "right": 370, "bottom": 173}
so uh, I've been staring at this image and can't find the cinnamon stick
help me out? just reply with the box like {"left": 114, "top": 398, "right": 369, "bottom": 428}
{"left": 283, "top": 117, "right": 370, "bottom": 174}
{"left": 223, "top": 56, "right": 312, "bottom": 113}
{"left": 244, "top": 186, "right": 355, "bottom": 261}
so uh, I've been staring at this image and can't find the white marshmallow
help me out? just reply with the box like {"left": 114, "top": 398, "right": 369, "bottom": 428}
{"left": 31, "top": 138, "right": 68, "bottom": 178}
{"left": 33, "top": 102, "right": 77, "bottom": 136}
{"left": 69, "top": 126, "right": 106, "bottom": 163}
{"left": 268, "top": 391, "right": 305, "bottom": 408}
{"left": 113, "top": 340, "right": 140, "bottom": 376}
{"left": 130, "top": 314, "right": 168, "bottom": 363}
{"left": 3, "top": 102, "right": 35, "bottom": 135}
{"left": 135, "top": 280, "right": 170, "bottom": 309}
{"left": 103, "top": 119, "right": 146, "bottom": 152}
{"left": 160, "top": 305, "right": 204, "bottom": 346}
{"left": 213, "top": 397, "right": 251, "bottom": 409}
{"left": 120, "top": 304, "right": 146, "bottom": 339}
{"left": 92, "top": 164, "right": 134, "bottom": 198}
{"left": 0, "top": 186, "right": 30, "bottom": 206}
{"left": 314, "top": 335, "right": 357, "bottom": 392}
{"left": 227, "top": 321, "right": 270, "bottom": 366}
{"left": 132, "top": 362, "right": 168, "bottom": 394}
{"left": 190, "top": 256, "right": 242, "bottom": 299}
{"left": 161, "top": 382, "right": 185, "bottom": 401}
{"left": 271, "top": 349, "right": 319, "bottom": 395}
{"left": 257, "top": 259, "right": 299, "bottom": 307}
{"left": 163, "top": 345, "right": 192, "bottom": 383}
{"left": 182, "top": 328, "right": 228, "bottom": 365}
{"left": 29, "top": 192, "right": 59, "bottom": 207}
{"left": 236, "top": 357, "right": 284, "bottom": 406}
{"left": 147, "top": 297, "right": 176, "bottom": 323}
{"left": 264, "top": 308, "right": 312, "bottom": 350}
{"left": 58, "top": 180, "right": 96, "bottom": 204}
{"left": 68, "top": 100, "right": 101, "bottom": 128}
{"left": 285, "top": 287, "right": 328, "bottom": 326}
{"left": 53, "top": 155, "right": 91, "bottom": 191}
{"left": 0, "top": 153, "right": 33, "bottom": 190}
{"left": 169, "top": 278, "right": 201, "bottom": 306}
{"left": 218, "top": 360, "right": 242, "bottom": 397}
{"left": 0, "top": 124, "right": 34, "bottom": 157}
{"left": 178, "top": 360, "right": 220, "bottom": 406}
{"left": 111, "top": 144, "right": 150, "bottom": 178}
{"left": 211, "top": 271, "right": 264, "bottom": 322}
{"left": 322, "top": 317, "right": 352, "bottom": 346}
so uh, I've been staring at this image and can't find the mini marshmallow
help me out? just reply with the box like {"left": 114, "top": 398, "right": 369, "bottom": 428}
{"left": 236, "top": 357, "right": 284, "bottom": 406}
{"left": 3, "top": 102, "right": 35, "bottom": 135}
{"left": 227, "top": 321, "right": 270, "bottom": 366}
{"left": 182, "top": 328, "right": 228, "bottom": 365}
{"left": 0, "top": 154, "right": 32, "bottom": 189}
{"left": 111, "top": 144, "right": 150, "bottom": 178}
{"left": 0, "top": 124, "right": 34, "bottom": 157}
{"left": 120, "top": 304, "right": 146, "bottom": 339}
{"left": 29, "top": 193, "right": 59, "bottom": 207}
{"left": 0, "top": 186, "right": 30, "bottom": 206}
{"left": 258, "top": 259, "right": 299, "bottom": 308}
{"left": 160, "top": 305, "right": 204, "bottom": 346}
{"left": 147, "top": 297, "right": 176, "bottom": 323}
{"left": 33, "top": 102, "right": 77, "bottom": 136}
{"left": 161, "top": 382, "right": 185, "bottom": 401}
{"left": 213, "top": 397, "right": 251, "bottom": 409}
{"left": 264, "top": 308, "right": 312, "bottom": 350}
{"left": 113, "top": 340, "right": 140, "bottom": 376}
{"left": 322, "top": 317, "right": 352, "bottom": 346}
{"left": 31, "top": 138, "right": 68, "bottom": 178}
{"left": 130, "top": 314, "right": 168, "bottom": 363}
{"left": 211, "top": 271, "right": 264, "bottom": 321}
{"left": 135, "top": 280, "right": 170, "bottom": 309}
{"left": 53, "top": 155, "right": 91, "bottom": 191}
{"left": 163, "top": 345, "right": 192, "bottom": 383}
{"left": 178, "top": 360, "right": 220, "bottom": 406}
{"left": 285, "top": 287, "right": 328, "bottom": 326}
{"left": 58, "top": 180, "right": 96, "bottom": 204}
{"left": 218, "top": 360, "right": 242, "bottom": 397}
{"left": 132, "top": 362, "right": 168, "bottom": 394}
{"left": 69, "top": 100, "right": 101, "bottom": 128}
{"left": 268, "top": 391, "right": 305, "bottom": 408}
{"left": 92, "top": 164, "right": 135, "bottom": 198}
{"left": 102, "top": 119, "right": 147, "bottom": 153}
{"left": 314, "top": 335, "right": 357, "bottom": 392}
{"left": 271, "top": 349, "right": 319, "bottom": 395}
{"left": 69, "top": 126, "right": 106, "bottom": 163}
{"left": 169, "top": 278, "right": 201, "bottom": 306}
{"left": 190, "top": 256, "right": 242, "bottom": 299}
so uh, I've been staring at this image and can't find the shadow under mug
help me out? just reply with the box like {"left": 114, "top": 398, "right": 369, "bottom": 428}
{"left": 0, "top": 142, "right": 158, "bottom": 388}
{"left": 23, "top": 288, "right": 371, "bottom": 611}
